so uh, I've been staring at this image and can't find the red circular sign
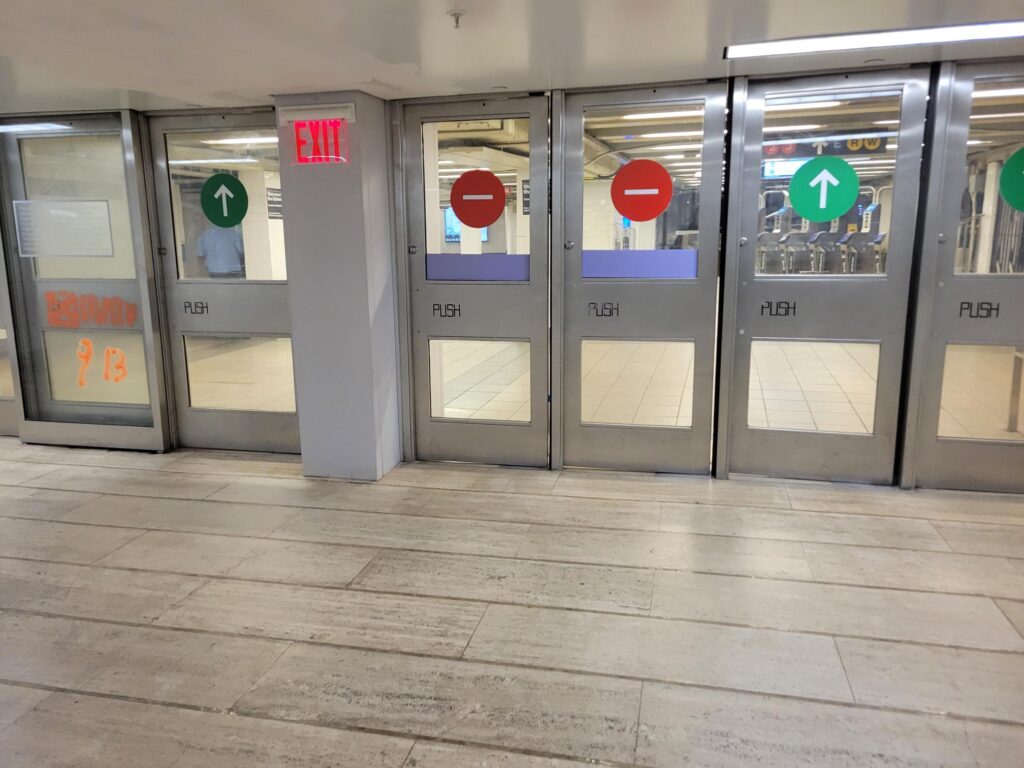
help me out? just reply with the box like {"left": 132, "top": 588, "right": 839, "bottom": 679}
{"left": 450, "top": 170, "right": 507, "bottom": 228}
{"left": 611, "top": 159, "right": 673, "bottom": 221}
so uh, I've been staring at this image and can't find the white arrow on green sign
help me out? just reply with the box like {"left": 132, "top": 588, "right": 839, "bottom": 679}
{"left": 788, "top": 155, "right": 860, "bottom": 222}
{"left": 201, "top": 173, "right": 248, "bottom": 228}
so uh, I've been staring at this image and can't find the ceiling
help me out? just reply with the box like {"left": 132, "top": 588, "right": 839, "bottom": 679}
{"left": 0, "top": 0, "right": 1022, "bottom": 113}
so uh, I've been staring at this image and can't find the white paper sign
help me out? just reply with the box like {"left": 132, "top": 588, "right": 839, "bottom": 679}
{"left": 14, "top": 200, "right": 114, "bottom": 258}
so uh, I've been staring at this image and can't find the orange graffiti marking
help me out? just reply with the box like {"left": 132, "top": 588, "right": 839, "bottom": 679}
{"left": 76, "top": 338, "right": 94, "bottom": 388}
{"left": 46, "top": 291, "right": 138, "bottom": 329}
{"left": 103, "top": 347, "right": 127, "bottom": 383}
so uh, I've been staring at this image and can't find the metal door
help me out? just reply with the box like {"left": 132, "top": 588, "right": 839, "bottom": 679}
{"left": 560, "top": 84, "right": 726, "bottom": 472}
{"left": 0, "top": 232, "right": 21, "bottom": 435}
{"left": 719, "top": 70, "right": 928, "bottom": 483}
{"left": 904, "top": 62, "right": 1024, "bottom": 493}
{"left": 149, "top": 112, "right": 299, "bottom": 453}
{"left": 403, "top": 97, "right": 549, "bottom": 465}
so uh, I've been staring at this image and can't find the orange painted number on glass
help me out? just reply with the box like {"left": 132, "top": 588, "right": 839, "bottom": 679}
{"left": 76, "top": 338, "right": 94, "bottom": 388}
{"left": 103, "top": 347, "right": 127, "bottom": 383}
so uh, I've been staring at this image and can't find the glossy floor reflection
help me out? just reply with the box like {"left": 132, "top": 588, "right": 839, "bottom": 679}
{"left": 0, "top": 438, "right": 1022, "bottom": 766}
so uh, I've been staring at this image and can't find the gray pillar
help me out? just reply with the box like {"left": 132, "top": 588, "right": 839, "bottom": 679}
{"left": 276, "top": 91, "right": 401, "bottom": 480}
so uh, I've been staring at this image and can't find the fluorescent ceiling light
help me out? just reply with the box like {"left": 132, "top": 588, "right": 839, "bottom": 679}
{"left": 967, "top": 139, "right": 992, "bottom": 145}
{"left": 651, "top": 143, "right": 702, "bottom": 151}
{"left": 873, "top": 120, "right": 900, "bottom": 125}
{"left": 725, "top": 20, "right": 1024, "bottom": 59}
{"left": 971, "top": 111, "right": 1024, "bottom": 119}
{"left": 763, "top": 124, "right": 821, "bottom": 132}
{"left": 438, "top": 160, "right": 455, "bottom": 164}
{"left": 621, "top": 109, "right": 704, "bottom": 120}
{"left": 668, "top": 161, "right": 703, "bottom": 166}
{"left": 660, "top": 154, "right": 690, "bottom": 159}
{"left": 0, "top": 122, "right": 72, "bottom": 133}
{"left": 973, "top": 87, "right": 1024, "bottom": 99}
{"left": 169, "top": 158, "right": 258, "bottom": 165}
{"left": 765, "top": 101, "right": 841, "bottom": 111}
{"left": 640, "top": 130, "right": 703, "bottom": 138}
{"left": 202, "top": 136, "right": 277, "bottom": 145}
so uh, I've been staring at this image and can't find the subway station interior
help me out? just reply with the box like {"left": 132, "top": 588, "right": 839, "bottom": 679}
{"left": 2, "top": 3, "right": 1024, "bottom": 766}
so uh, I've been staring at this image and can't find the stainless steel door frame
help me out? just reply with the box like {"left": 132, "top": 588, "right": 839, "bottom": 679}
{"left": 0, "top": 227, "right": 23, "bottom": 435}
{"left": 903, "top": 60, "right": 1024, "bottom": 492}
{"left": 721, "top": 69, "right": 929, "bottom": 483}
{"left": 560, "top": 83, "right": 727, "bottom": 473}
{"left": 149, "top": 111, "right": 299, "bottom": 453}
{"left": 403, "top": 97, "right": 549, "bottom": 466}
{"left": 0, "top": 112, "right": 168, "bottom": 450}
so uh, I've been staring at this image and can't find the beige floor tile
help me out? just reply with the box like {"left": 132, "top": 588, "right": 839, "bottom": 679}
{"left": 226, "top": 538, "right": 379, "bottom": 587}
{"left": 466, "top": 604, "right": 852, "bottom": 701}
{"left": 803, "top": 542, "right": 1024, "bottom": 599}
{"left": 381, "top": 462, "right": 559, "bottom": 494}
{"left": 933, "top": 521, "right": 1024, "bottom": 557}
{"left": 553, "top": 470, "right": 792, "bottom": 508}
{"left": 0, "top": 460, "right": 67, "bottom": 486}
{"left": 64, "top": 495, "right": 299, "bottom": 537}
{"left": 637, "top": 681, "right": 1024, "bottom": 768}
{"left": 160, "top": 454, "right": 304, "bottom": 478}
{"left": 210, "top": 475, "right": 426, "bottom": 513}
{"left": 0, "top": 613, "right": 287, "bottom": 709}
{"left": 0, "top": 692, "right": 413, "bottom": 768}
{"left": 659, "top": 503, "right": 950, "bottom": 549}
{"left": 22, "top": 464, "right": 234, "bottom": 500}
{"left": 352, "top": 550, "right": 653, "bottom": 614}
{"left": 0, "top": 684, "right": 50, "bottom": 730}
{"left": 0, "top": 559, "right": 204, "bottom": 624}
{"left": 273, "top": 508, "right": 529, "bottom": 557}
{"left": 837, "top": 637, "right": 1024, "bottom": 723}
{"left": 235, "top": 645, "right": 642, "bottom": 764}
{"left": 517, "top": 525, "right": 811, "bottom": 579}
{"left": 97, "top": 530, "right": 263, "bottom": 574}
{"left": 652, "top": 570, "right": 1024, "bottom": 650}
{"left": 0, "top": 518, "right": 144, "bottom": 565}
{"left": 403, "top": 742, "right": 590, "bottom": 767}
{"left": 0, "top": 485, "right": 98, "bottom": 520}
{"left": 997, "top": 599, "right": 1024, "bottom": 638}
{"left": 155, "top": 579, "right": 486, "bottom": 656}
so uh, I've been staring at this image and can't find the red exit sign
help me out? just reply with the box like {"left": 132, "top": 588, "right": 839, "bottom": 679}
{"left": 293, "top": 118, "right": 349, "bottom": 165}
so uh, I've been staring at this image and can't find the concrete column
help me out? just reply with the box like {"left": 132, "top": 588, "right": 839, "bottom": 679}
{"left": 275, "top": 91, "right": 401, "bottom": 480}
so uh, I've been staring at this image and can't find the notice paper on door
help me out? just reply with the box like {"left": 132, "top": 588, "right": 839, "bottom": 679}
{"left": 14, "top": 200, "right": 115, "bottom": 258}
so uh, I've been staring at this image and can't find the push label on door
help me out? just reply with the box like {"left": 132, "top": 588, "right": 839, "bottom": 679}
{"left": 761, "top": 300, "right": 797, "bottom": 317}
{"left": 588, "top": 302, "right": 620, "bottom": 317}
{"left": 433, "top": 303, "right": 461, "bottom": 318}
{"left": 959, "top": 301, "right": 999, "bottom": 319}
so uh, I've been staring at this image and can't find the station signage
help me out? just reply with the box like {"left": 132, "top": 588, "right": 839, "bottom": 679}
{"left": 293, "top": 118, "right": 349, "bottom": 165}
{"left": 610, "top": 159, "right": 673, "bottom": 222}
{"left": 450, "top": 170, "right": 506, "bottom": 228}
{"left": 765, "top": 132, "right": 891, "bottom": 159}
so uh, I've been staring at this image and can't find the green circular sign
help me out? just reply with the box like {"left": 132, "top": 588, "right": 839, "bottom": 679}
{"left": 200, "top": 173, "right": 248, "bottom": 228}
{"left": 788, "top": 155, "right": 860, "bottom": 222}
{"left": 999, "top": 146, "right": 1024, "bottom": 212}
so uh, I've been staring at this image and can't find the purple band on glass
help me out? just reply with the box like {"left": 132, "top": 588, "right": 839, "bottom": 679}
{"left": 582, "top": 249, "right": 698, "bottom": 279}
{"left": 426, "top": 253, "right": 530, "bottom": 281}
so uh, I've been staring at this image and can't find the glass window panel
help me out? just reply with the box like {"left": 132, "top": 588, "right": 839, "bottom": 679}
{"left": 423, "top": 119, "right": 530, "bottom": 281}
{"left": 582, "top": 103, "right": 704, "bottom": 279}
{"left": 20, "top": 134, "right": 137, "bottom": 280}
{"left": 184, "top": 335, "right": 295, "bottom": 412}
{"left": 955, "top": 79, "right": 1024, "bottom": 274}
{"left": 748, "top": 340, "right": 879, "bottom": 434}
{"left": 166, "top": 130, "right": 286, "bottom": 281}
{"left": 757, "top": 92, "right": 901, "bottom": 276}
{"left": 0, "top": 328, "right": 14, "bottom": 398}
{"left": 581, "top": 340, "right": 694, "bottom": 427}
{"left": 938, "top": 344, "right": 1024, "bottom": 441}
{"left": 44, "top": 329, "right": 149, "bottom": 405}
{"left": 429, "top": 339, "right": 530, "bottom": 421}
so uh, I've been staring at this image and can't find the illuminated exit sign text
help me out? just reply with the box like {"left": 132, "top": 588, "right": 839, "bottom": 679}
{"left": 293, "top": 118, "right": 349, "bottom": 165}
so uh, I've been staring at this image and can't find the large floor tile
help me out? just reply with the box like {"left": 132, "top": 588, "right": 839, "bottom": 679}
{"left": 803, "top": 542, "right": 1024, "bottom": 599}
{"left": 22, "top": 464, "right": 234, "bottom": 500}
{"left": 637, "top": 681, "right": 1024, "bottom": 768}
{"left": 0, "top": 460, "right": 67, "bottom": 486}
{"left": 273, "top": 508, "right": 529, "bottom": 557}
{"left": 464, "top": 604, "right": 852, "bottom": 702}
{"left": 787, "top": 484, "right": 1024, "bottom": 525}
{"left": 651, "top": 569, "right": 1024, "bottom": 650}
{"left": 933, "top": 521, "right": 1024, "bottom": 558}
{"left": 837, "top": 637, "right": 1024, "bottom": 723}
{"left": 210, "top": 476, "right": 425, "bottom": 513}
{"left": 660, "top": 502, "right": 950, "bottom": 550}
{"left": 554, "top": 470, "right": 792, "bottom": 508}
{"left": 403, "top": 742, "right": 590, "bottom": 767}
{"left": 0, "top": 613, "right": 288, "bottom": 709}
{"left": 0, "top": 693, "right": 413, "bottom": 768}
{"left": 0, "top": 684, "right": 50, "bottom": 730}
{"left": 0, "top": 518, "right": 144, "bottom": 565}
{"left": 0, "top": 438, "right": 186, "bottom": 470}
{"left": 63, "top": 495, "right": 299, "bottom": 537}
{"left": 97, "top": 530, "right": 264, "bottom": 574}
{"left": 517, "top": 525, "right": 811, "bottom": 579}
{"left": 0, "top": 485, "right": 97, "bottom": 521}
{"left": 0, "top": 559, "right": 204, "bottom": 623}
{"left": 998, "top": 599, "right": 1024, "bottom": 638}
{"left": 382, "top": 462, "right": 560, "bottom": 495}
{"left": 234, "top": 645, "right": 642, "bottom": 764}
{"left": 352, "top": 550, "right": 653, "bottom": 614}
{"left": 161, "top": 454, "right": 304, "bottom": 478}
{"left": 155, "top": 579, "right": 486, "bottom": 656}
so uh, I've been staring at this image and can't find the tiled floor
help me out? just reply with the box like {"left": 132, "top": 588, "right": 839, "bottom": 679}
{"left": 939, "top": 344, "right": 1024, "bottom": 441}
{"left": 184, "top": 336, "right": 296, "bottom": 413}
{"left": 431, "top": 339, "right": 531, "bottom": 421}
{"left": 0, "top": 437, "right": 1023, "bottom": 766}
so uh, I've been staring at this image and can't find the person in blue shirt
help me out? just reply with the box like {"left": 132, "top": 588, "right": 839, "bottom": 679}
{"left": 196, "top": 225, "right": 245, "bottom": 278}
